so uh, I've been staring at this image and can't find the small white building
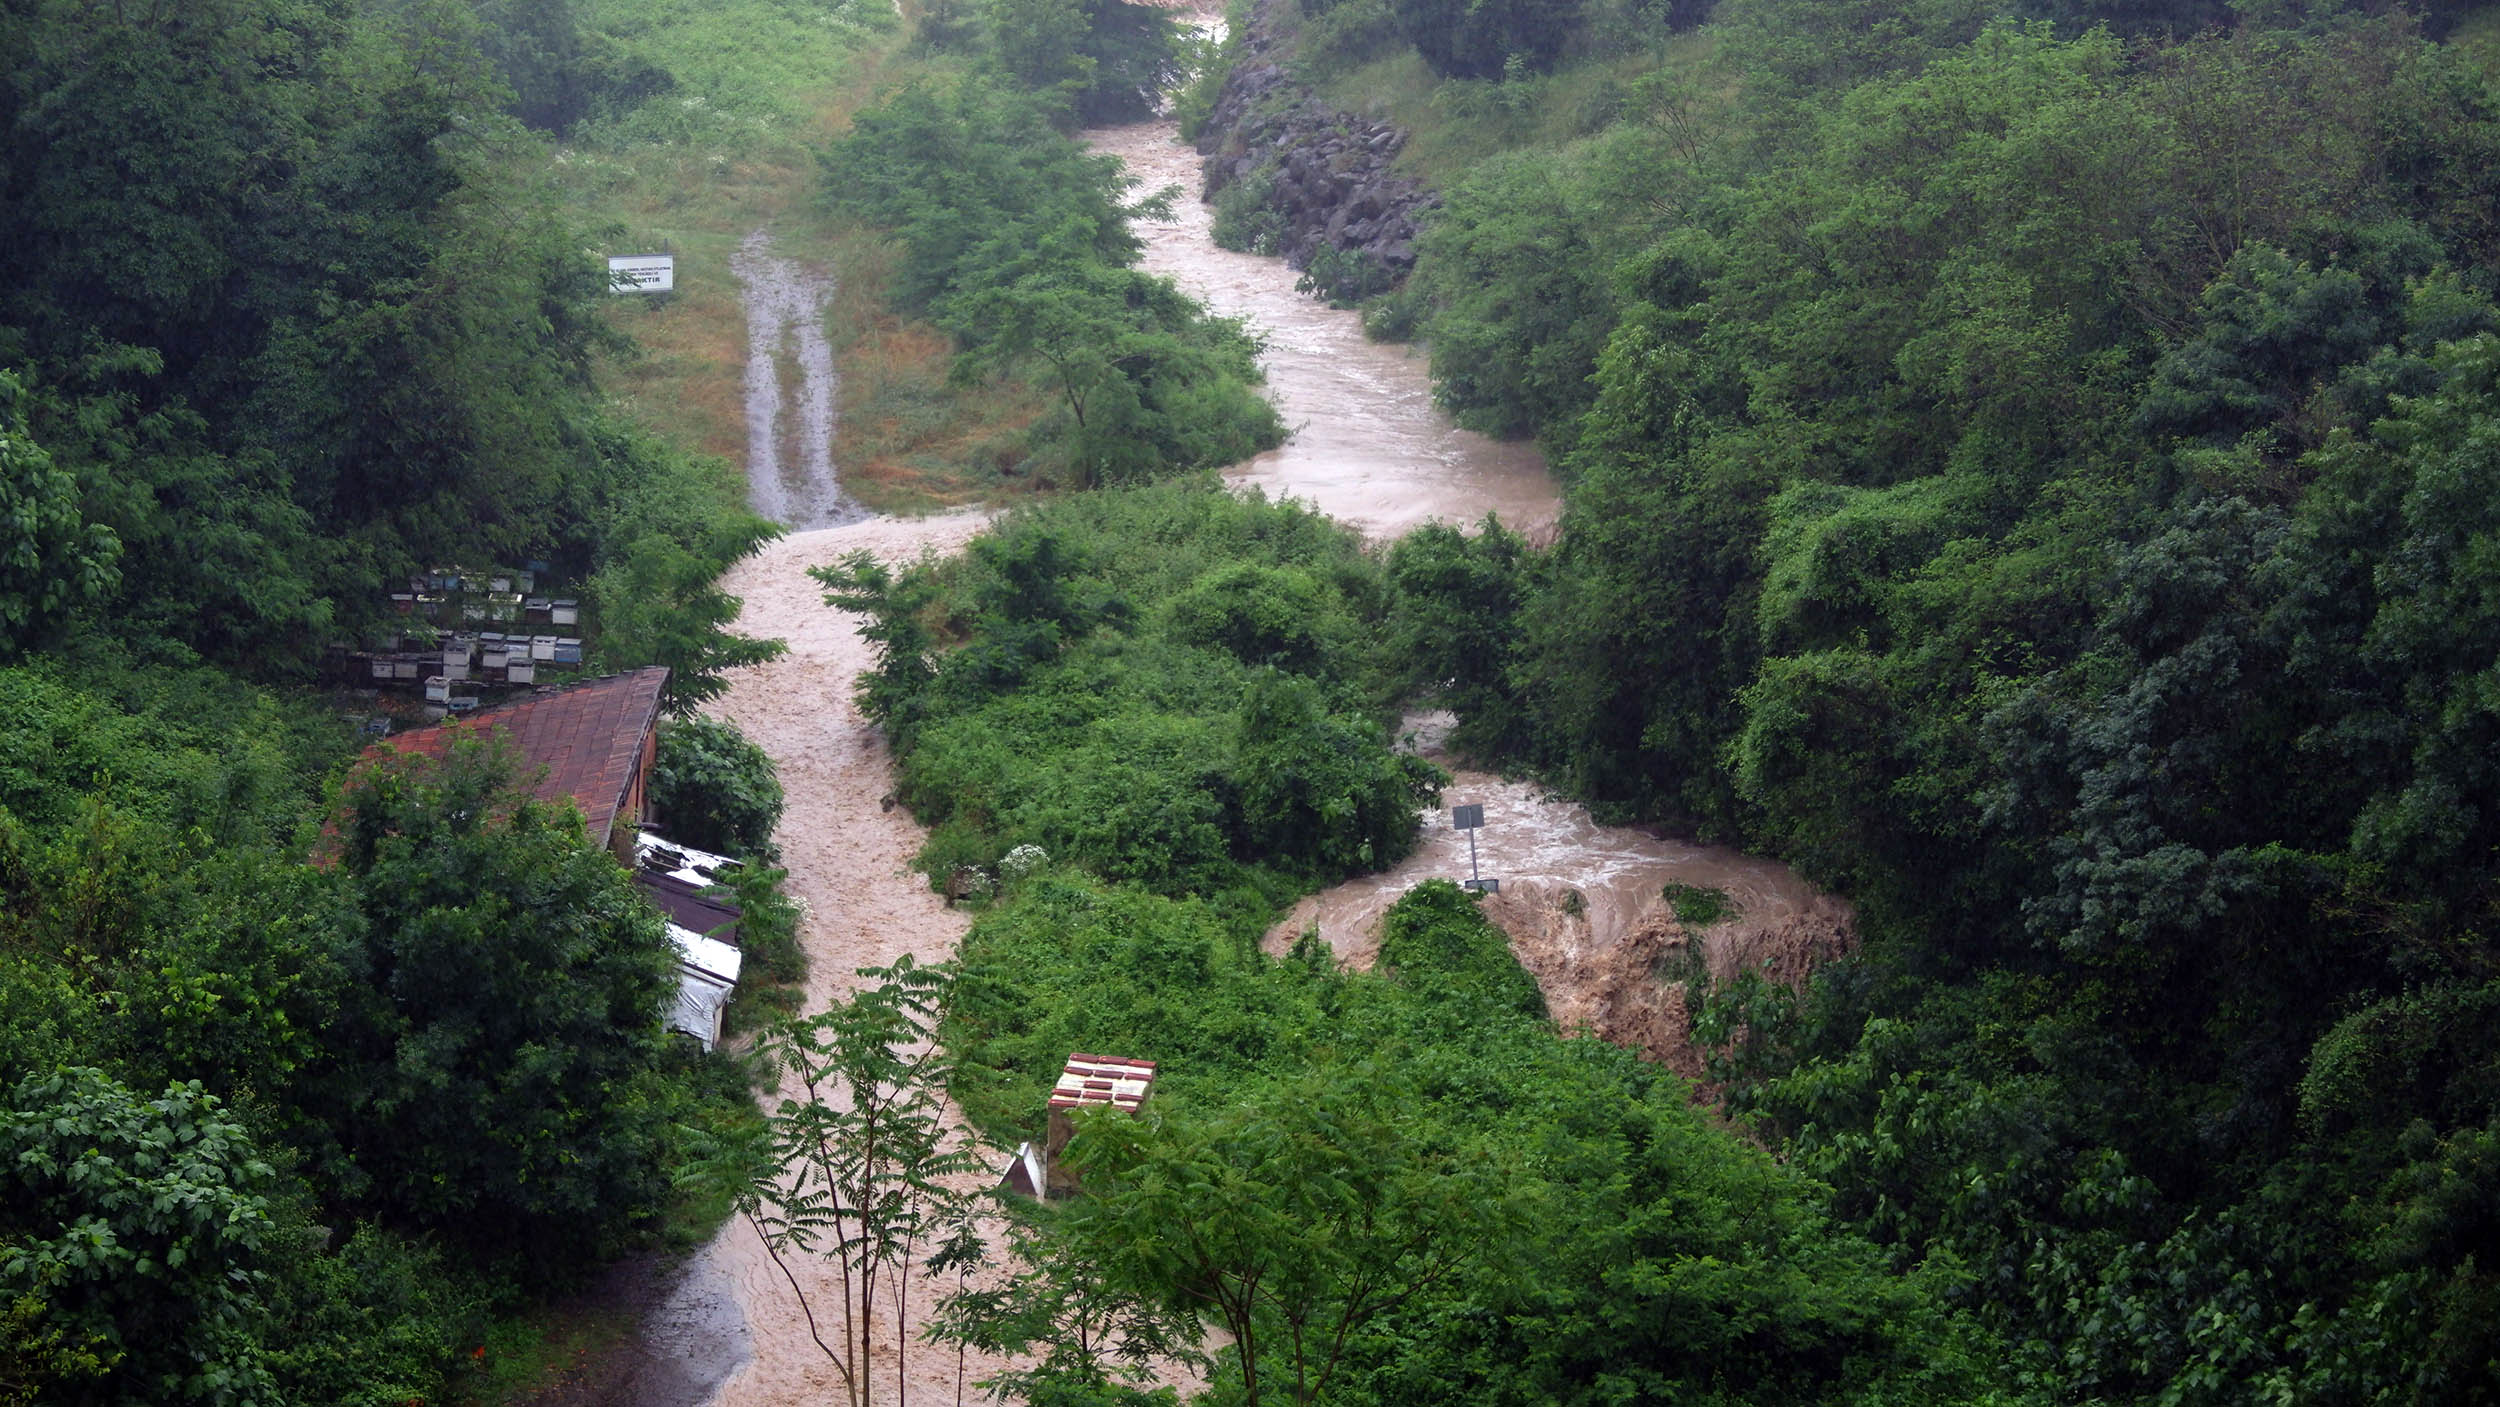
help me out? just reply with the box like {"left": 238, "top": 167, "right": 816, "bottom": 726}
{"left": 667, "top": 923, "right": 743, "bottom": 1052}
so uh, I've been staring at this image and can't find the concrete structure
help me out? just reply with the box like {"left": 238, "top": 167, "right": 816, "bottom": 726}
{"left": 1039, "top": 1053, "right": 1158, "bottom": 1198}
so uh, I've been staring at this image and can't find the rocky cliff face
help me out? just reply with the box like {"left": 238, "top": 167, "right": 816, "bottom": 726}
{"left": 1192, "top": 3, "right": 1437, "bottom": 283}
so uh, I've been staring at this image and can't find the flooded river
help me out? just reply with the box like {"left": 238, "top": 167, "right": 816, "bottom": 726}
{"left": 677, "top": 116, "right": 1847, "bottom": 1405}
{"left": 1087, "top": 121, "right": 1562, "bottom": 544}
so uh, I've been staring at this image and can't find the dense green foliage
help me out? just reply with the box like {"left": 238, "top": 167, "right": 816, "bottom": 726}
{"left": 0, "top": 0, "right": 780, "bottom": 678}
{"left": 821, "top": 482, "right": 1437, "bottom": 901}
{"left": 977, "top": 0, "right": 1193, "bottom": 123}
{"left": 651, "top": 716, "right": 787, "bottom": 858}
{"left": 0, "top": 2, "right": 835, "bottom": 1386}
{"left": 823, "top": 43, "right": 1282, "bottom": 487}
{"left": 861, "top": 486, "right": 2012, "bottom": 1403}
{"left": 946, "top": 877, "right": 2015, "bottom": 1405}
{"left": 329, "top": 739, "right": 683, "bottom": 1273}
{"left": 0, "top": 660, "right": 763, "bottom": 1402}
{"left": 1309, "top": 0, "right": 2500, "bottom": 1397}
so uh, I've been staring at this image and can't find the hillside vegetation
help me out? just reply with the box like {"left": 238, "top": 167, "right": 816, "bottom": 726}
{"left": 1189, "top": 0, "right": 2500, "bottom": 1395}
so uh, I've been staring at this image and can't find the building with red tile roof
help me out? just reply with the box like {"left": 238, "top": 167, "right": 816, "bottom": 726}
{"left": 337, "top": 667, "right": 753, "bottom": 1049}
{"left": 364, "top": 667, "right": 670, "bottom": 859}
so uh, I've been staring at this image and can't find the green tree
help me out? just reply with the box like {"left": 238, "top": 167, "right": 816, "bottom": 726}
{"left": 811, "top": 548, "right": 944, "bottom": 744}
{"left": 0, "top": 1068, "right": 278, "bottom": 1407}
{"left": 0, "top": 373, "right": 116, "bottom": 655}
{"left": 650, "top": 716, "right": 785, "bottom": 859}
{"left": 1058, "top": 1067, "right": 1503, "bottom": 1407}
{"left": 1392, "top": 0, "right": 1586, "bottom": 78}
{"left": 1232, "top": 670, "right": 1444, "bottom": 877}
{"left": 687, "top": 957, "right": 983, "bottom": 1407}
{"left": 589, "top": 528, "right": 789, "bottom": 714}
{"left": 329, "top": 734, "right": 679, "bottom": 1274}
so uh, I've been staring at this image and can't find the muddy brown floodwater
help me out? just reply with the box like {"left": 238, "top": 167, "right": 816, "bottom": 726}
{"left": 673, "top": 118, "right": 1848, "bottom": 1406}
{"left": 1086, "top": 121, "right": 1561, "bottom": 544}
{"left": 698, "top": 510, "right": 1007, "bottom": 1407}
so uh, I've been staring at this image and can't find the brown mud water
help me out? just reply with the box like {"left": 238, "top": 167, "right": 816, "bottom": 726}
{"left": 1087, "top": 120, "right": 1562, "bottom": 544}
{"left": 670, "top": 116, "right": 1849, "bottom": 1405}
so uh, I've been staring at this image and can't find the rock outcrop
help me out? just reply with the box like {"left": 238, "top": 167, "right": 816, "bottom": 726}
{"left": 1193, "top": 1, "right": 1437, "bottom": 281}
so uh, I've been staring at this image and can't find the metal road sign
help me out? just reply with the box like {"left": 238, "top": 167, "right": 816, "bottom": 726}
{"left": 1451, "top": 804, "right": 1484, "bottom": 830}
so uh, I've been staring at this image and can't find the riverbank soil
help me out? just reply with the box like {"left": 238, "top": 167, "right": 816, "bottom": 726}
{"left": 1264, "top": 716, "right": 1855, "bottom": 1079}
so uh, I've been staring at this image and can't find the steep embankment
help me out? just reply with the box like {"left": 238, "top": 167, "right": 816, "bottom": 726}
{"left": 1189, "top": 0, "right": 1438, "bottom": 278}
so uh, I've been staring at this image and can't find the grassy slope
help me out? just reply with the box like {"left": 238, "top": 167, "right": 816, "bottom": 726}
{"left": 551, "top": 0, "right": 1047, "bottom": 516}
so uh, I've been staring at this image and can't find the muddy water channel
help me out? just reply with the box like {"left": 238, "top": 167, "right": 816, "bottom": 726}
{"left": 1089, "top": 121, "right": 1561, "bottom": 543}
{"left": 675, "top": 123, "right": 1845, "bottom": 1406}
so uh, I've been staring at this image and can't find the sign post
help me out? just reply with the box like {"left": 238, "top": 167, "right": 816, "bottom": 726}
{"left": 1450, "top": 804, "right": 1497, "bottom": 893}
{"left": 607, "top": 254, "right": 676, "bottom": 293}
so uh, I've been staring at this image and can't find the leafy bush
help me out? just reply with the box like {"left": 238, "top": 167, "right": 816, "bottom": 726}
{"left": 1662, "top": 881, "right": 1730, "bottom": 926}
{"left": 651, "top": 716, "right": 786, "bottom": 859}
{"left": 0, "top": 1068, "right": 281, "bottom": 1404}
{"left": 1209, "top": 167, "right": 1285, "bottom": 255}
{"left": 827, "top": 482, "right": 1435, "bottom": 895}
{"left": 826, "top": 79, "right": 1281, "bottom": 485}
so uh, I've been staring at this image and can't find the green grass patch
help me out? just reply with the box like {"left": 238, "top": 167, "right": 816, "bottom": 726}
{"left": 1663, "top": 881, "right": 1732, "bottom": 926}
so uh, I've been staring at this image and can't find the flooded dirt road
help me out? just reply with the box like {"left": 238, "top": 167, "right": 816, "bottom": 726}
{"left": 699, "top": 510, "right": 1003, "bottom": 1407}
{"left": 733, "top": 231, "right": 869, "bottom": 531}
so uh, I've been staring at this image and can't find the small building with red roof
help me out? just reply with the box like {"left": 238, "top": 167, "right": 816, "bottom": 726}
{"left": 366, "top": 666, "right": 670, "bottom": 863}
{"left": 342, "top": 666, "right": 748, "bottom": 1050}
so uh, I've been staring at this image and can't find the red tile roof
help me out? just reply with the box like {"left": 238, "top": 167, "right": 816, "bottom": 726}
{"left": 363, "top": 668, "right": 669, "bottom": 844}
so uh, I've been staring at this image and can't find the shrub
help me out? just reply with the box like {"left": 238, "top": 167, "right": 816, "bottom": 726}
{"left": 651, "top": 716, "right": 785, "bottom": 859}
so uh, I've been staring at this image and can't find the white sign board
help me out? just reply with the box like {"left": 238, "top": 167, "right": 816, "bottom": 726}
{"left": 608, "top": 254, "right": 675, "bottom": 293}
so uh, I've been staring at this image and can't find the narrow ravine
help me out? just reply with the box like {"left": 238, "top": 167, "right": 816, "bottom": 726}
{"left": 680, "top": 117, "right": 1847, "bottom": 1406}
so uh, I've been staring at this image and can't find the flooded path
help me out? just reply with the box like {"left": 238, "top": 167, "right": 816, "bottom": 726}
{"left": 700, "top": 510, "right": 1002, "bottom": 1407}
{"left": 732, "top": 231, "right": 868, "bottom": 530}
